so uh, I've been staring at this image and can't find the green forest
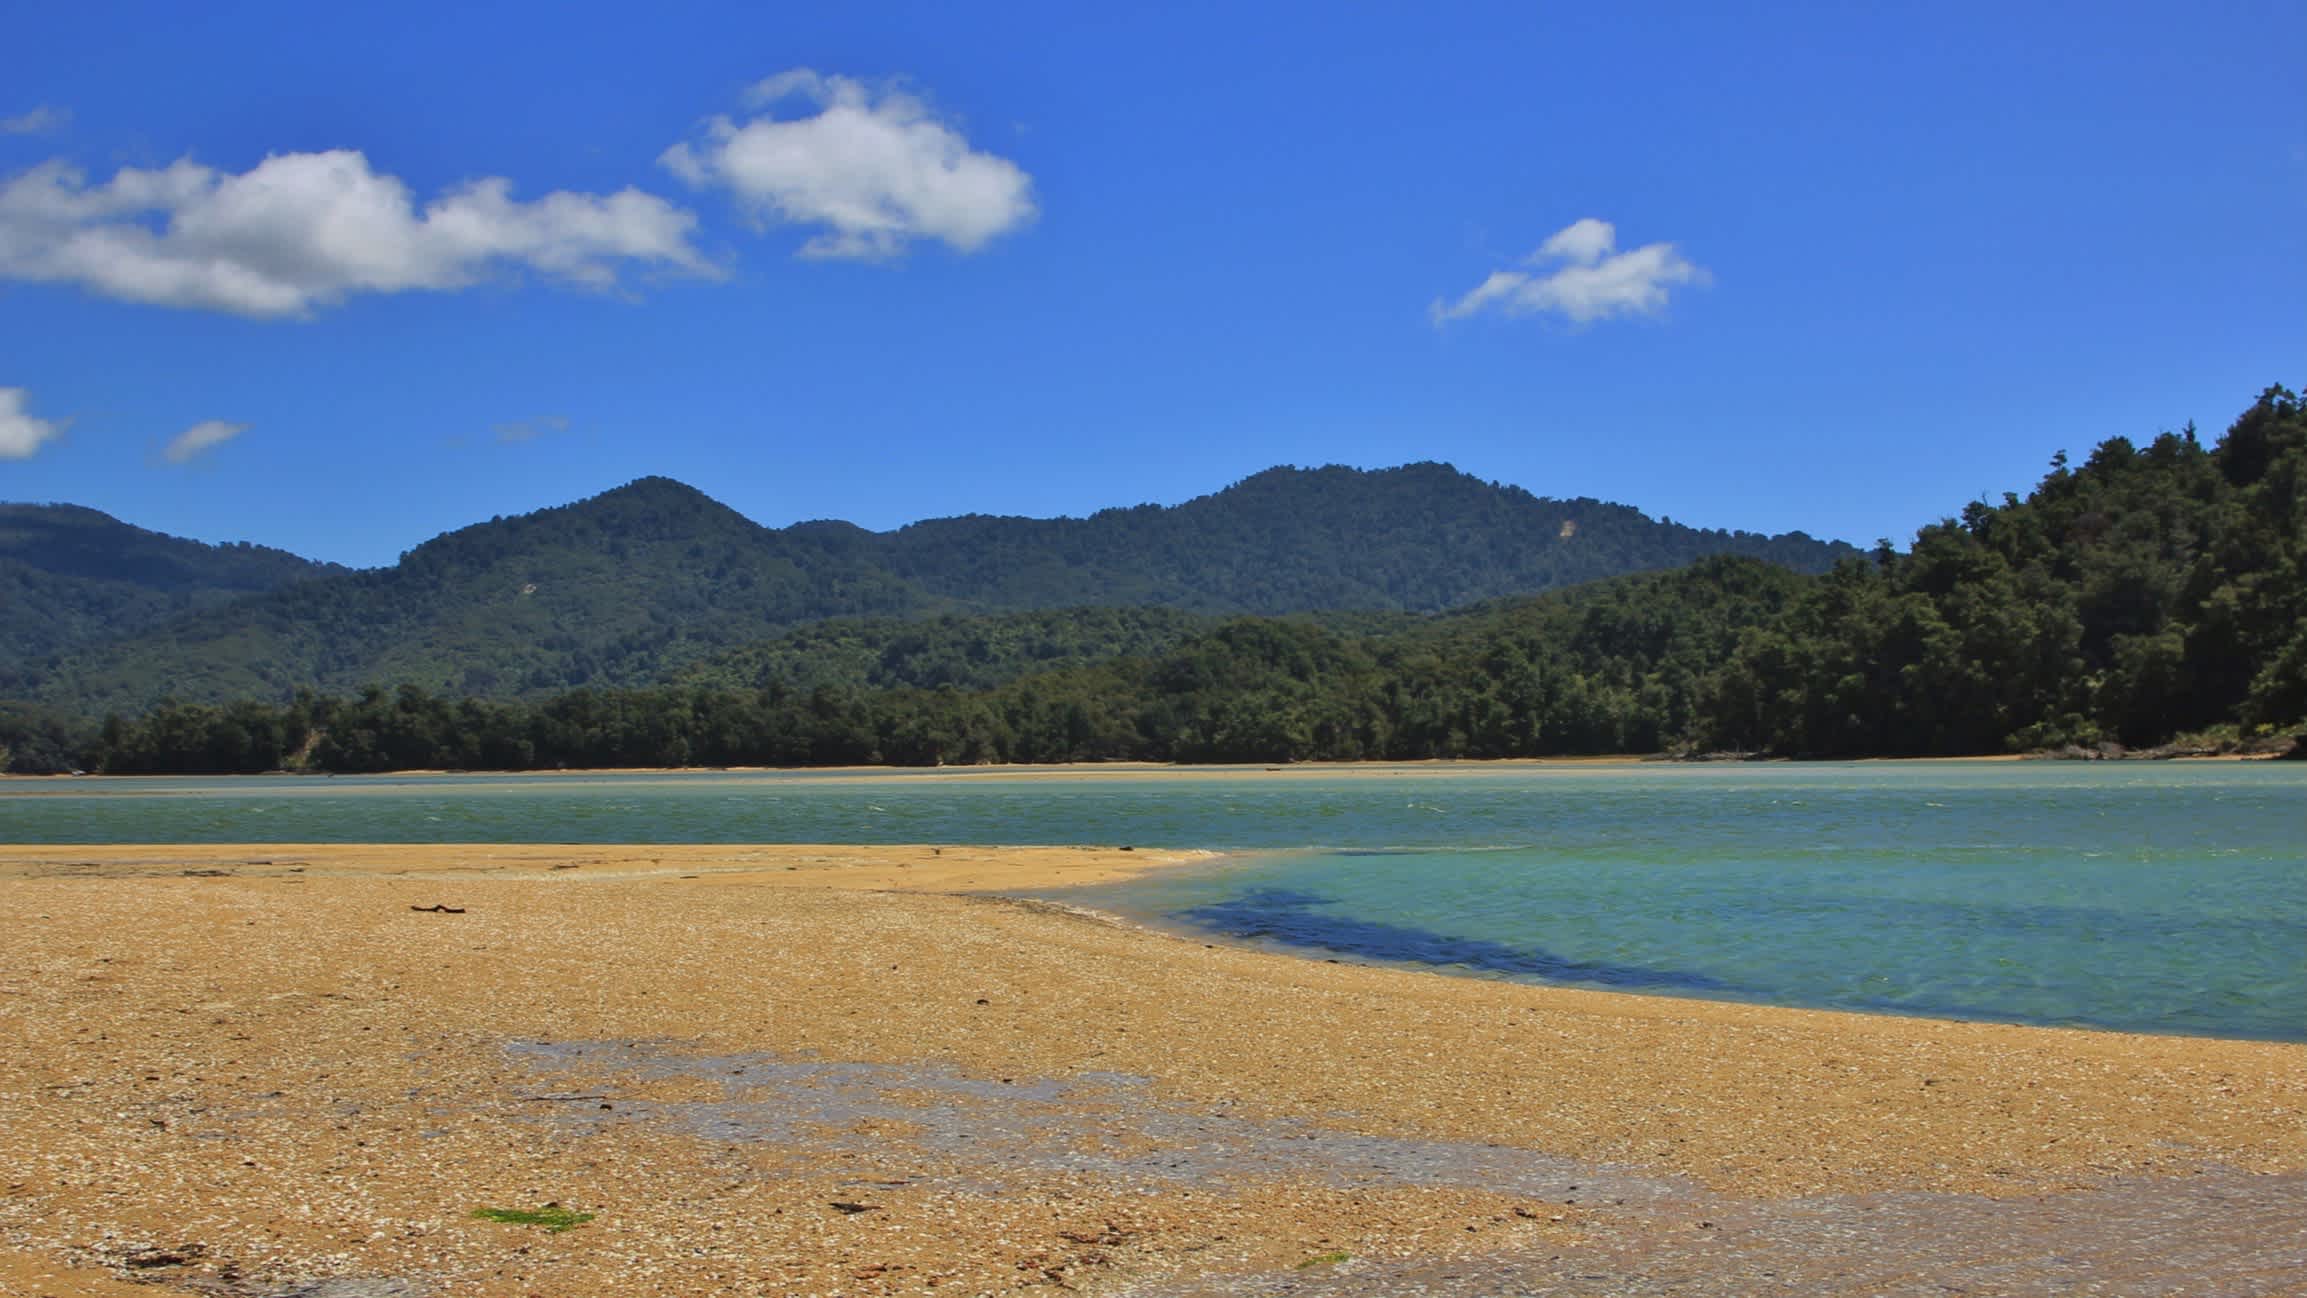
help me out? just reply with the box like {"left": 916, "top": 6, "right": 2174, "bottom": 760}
{"left": 5, "top": 462, "right": 1852, "bottom": 719}
{"left": 0, "top": 504, "right": 341, "bottom": 672}
{"left": 4, "top": 386, "right": 2300, "bottom": 774}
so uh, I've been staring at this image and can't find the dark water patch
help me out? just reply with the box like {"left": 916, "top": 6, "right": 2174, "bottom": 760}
{"left": 1159, "top": 885, "right": 2301, "bottom": 1038}
{"left": 1173, "top": 888, "right": 1735, "bottom": 992}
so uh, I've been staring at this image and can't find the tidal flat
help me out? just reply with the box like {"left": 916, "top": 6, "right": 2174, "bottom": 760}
{"left": 9, "top": 762, "right": 2300, "bottom": 1040}
{"left": 1, "top": 843, "right": 2301, "bottom": 1296}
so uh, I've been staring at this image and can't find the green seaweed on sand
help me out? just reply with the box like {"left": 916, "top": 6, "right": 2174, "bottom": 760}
{"left": 472, "top": 1204, "right": 595, "bottom": 1233}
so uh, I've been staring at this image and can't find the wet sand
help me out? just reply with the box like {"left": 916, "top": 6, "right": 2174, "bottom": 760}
{"left": 2, "top": 844, "right": 2301, "bottom": 1296}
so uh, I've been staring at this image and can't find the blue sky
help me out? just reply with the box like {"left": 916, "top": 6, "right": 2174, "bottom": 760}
{"left": 2, "top": 1, "right": 2301, "bottom": 568}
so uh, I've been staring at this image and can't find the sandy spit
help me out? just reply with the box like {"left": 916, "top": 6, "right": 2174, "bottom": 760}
{"left": 0, "top": 753, "right": 2050, "bottom": 790}
{"left": 1, "top": 843, "right": 2300, "bottom": 1297}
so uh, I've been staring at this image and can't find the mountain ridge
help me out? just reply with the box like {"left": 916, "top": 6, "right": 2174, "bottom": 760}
{"left": 5, "top": 462, "right": 1858, "bottom": 717}
{"left": 0, "top": 503, "right": 346, "bottom": 686}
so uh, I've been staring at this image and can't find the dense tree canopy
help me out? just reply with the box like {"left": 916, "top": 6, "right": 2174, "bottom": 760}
{"left": 0, "top": 504, "right": 339, "bottom": 690}
{"left": 1702, "top": 386, "right": 2305, "bottom": 755}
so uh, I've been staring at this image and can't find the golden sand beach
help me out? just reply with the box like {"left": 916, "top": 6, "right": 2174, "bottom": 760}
{"left": 2, "top": 843, "right": 2301, "bottom": 1296}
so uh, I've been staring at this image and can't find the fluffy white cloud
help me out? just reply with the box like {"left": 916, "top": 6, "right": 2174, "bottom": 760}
{"left": 662, "top": 70, "right": 1036, "bottom": 259}
{"left": 0, "top": 150, "right": 712, "bottom": 318}
{"left": 0, "top": 386, "right": 67, "bottom": 459}
{"left": 162, "top": 419, "right": 247, "bottom": 464}
{"left": 1432, "top": 219, "right": 1707, "bottom": 326}
{"left": 0, "top": 105, "right": 68, "bottom": 135}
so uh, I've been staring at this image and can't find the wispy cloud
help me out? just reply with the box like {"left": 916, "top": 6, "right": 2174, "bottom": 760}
{"left": 0, "top": 105, "right": 68, "bottom": 136}
{"left": 1432, "top": 218, "right": 1707, "bottom": 326}
{"left": 494, "top": 414, "right": 571, "bottom": 443}
{"left": 161, "top": 418, "right": 247, "bottom": 464}
{"left": 662, "top": 70, "right": 1037, "bottom": 260}
{"left": 0, "top": 386, "right": 68, "bottom": 459}
{"left": 0, "top": 150, "right": 714, "bottom": 318}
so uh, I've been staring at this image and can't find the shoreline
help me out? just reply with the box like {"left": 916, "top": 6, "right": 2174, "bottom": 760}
{"left": 1, "top": 841, "right": 2293, "bottom": 1042}
{"left": 1, "top": 755, "right": 1727, "bottom": 784}
{"left": 5, "top": 842, "right": 2302, "bottom": 1295}
{"left": 0, "top": 841, "right": 1212, "bottom": 891}
{"left": 8, "top": 749, "right": 2283, "bottom": 788}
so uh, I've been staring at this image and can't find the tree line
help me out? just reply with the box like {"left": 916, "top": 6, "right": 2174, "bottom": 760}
{"left": 6, "top": 386, "right": 2299, "bottom": 774}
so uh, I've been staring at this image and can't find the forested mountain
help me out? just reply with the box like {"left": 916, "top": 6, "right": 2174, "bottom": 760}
{"left": 50, "top": 384, "right": 2305, "bottom": 774}
{"left": 21, "top": 478, "right": 938, "bottom": 716}
{"left": 12, "top": 388, "right": 2296, "bottom": 773}
{"left": 0, "top": 504, "right": 340, "bottom": 686}
{"left": 874, "top": 463, "right": 1844, "bottom": 613}
{"left": 1701, "top": 386, "right": 2307, "bottom": 754}
{"left": 673, "top": 607, "right": 1231, "bottom": 695}
{"left": 12, "top": 464, "right": 1853, "bottom": 717}
{"left": 63, "top": 557, "right": 1821, "bottom": 773}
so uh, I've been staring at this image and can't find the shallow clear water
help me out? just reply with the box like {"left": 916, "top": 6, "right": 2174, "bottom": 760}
{"left": 4, "top": 762, "right": 2300, "bottom": 1040}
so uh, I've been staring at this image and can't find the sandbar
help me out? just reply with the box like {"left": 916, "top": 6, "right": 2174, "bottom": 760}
{"left": 2, "top": 843, "right": 2300, "bottom": 1296}
{"left": 0, "top": 753, "right": 2055, "bottom": 790}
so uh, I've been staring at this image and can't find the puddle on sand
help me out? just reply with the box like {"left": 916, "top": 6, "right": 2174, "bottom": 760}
{"left": 499, "top": 1039, "right": 1689, "bottom": 1205}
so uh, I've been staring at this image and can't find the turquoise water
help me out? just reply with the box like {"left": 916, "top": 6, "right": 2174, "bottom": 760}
{"left": 3, "top": 763, "right": 2300, "bottom": 1041}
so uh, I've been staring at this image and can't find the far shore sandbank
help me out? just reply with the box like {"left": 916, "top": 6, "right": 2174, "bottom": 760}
{"left": 28, "top": 749, "right": 2271, "bottom": 789}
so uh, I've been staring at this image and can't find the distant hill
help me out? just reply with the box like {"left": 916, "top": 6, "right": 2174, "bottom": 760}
{"left": 0, "top": 504, "right": 342, "bottom": 689}
{"left": 12, "top": 463, "right": 1857, "bottom": 716}
{"left": 876, "top": 463, "right": 1847, "bottom": 613}
{"left": 19, "top": 478, "right": 939, "bottom": 714}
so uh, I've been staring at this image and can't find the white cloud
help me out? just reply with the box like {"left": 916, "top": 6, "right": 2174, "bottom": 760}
{"left": 1536, "top": 217, "right": 1615, "bottom": 265}
{"left": 494, "top": 414, "right": 570, "bottom": 443}
{"left": 0, "top": 105, "right": 68, "bottom": 135}
{"left": 0, "top": 386, "right": 67, "bottom": 459}
{"left": 0, "top": 150, "right": 713, "bottom": 318}
{"left": 1432, "top": 218, "right": 1707, "bottom": 326}
{"left": 162, "top": 419, "right": 247, "bottom": 464}
{"left": 662, "top": 69, "right": 1036, "bottom": 260}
